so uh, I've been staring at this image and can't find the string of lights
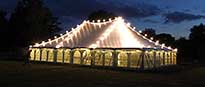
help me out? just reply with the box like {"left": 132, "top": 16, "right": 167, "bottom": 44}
{"left": 31, "top": 17, "right": 177, "bottom": 52}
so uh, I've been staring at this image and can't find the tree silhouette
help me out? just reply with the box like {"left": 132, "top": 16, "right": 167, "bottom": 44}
{"left": 87, "top": 10, "right": 117, "bottom": 21}
{"left": 142, "top": 28, "right": 156, "bottom": 38}
{"left": 0, "top": 10, "right": 9, "bottom": 50}
{"left": 175, "top": 37, "right": 193, "bottom": 64}
{"left": 0, "top": 10, "right": 7, "bottom": 31}
{"left": 189, "top": 23, "right": 205, "bottom": 42}
{"left": 173, "top": 23, "right": 205, "bottom": 64}
{"left": 188, "top": 23, "right": 205, "bottom": 63}
{"left": 155, "top": 33, "right": 175, "bottom": 47}
{"left": 9, "top": 0, "right": 61, "bottom": 47}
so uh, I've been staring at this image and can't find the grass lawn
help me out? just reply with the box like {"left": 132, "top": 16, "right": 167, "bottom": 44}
{"left": 0, "top": 60, "right": 205, "bottom": 87}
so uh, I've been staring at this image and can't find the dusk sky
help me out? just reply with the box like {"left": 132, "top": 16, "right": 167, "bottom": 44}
{"left": 1, "top": 0, "right": 205, "bottom": 38}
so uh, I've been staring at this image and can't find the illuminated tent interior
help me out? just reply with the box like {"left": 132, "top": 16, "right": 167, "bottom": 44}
{"left": 29, "top": 17, "right": 177, "bottom": 70}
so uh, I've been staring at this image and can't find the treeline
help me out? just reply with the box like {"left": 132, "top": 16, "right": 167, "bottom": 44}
{"left": 141, "top": 25, "right": 205, "bottom": 64}
{"left": 0, "top": 0, "right": 61, "bottom": 51}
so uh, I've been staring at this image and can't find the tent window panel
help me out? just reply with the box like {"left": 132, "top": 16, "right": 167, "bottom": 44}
{"left": 64, "top": 49, "right": 70, "bottom": 63}
{"left": 41, "top": 49, "right": 48, "bottom": 62}
{"left": 82, "top": 51, "right": 91, "bottom": 65}
{"left": 150, "top": 51, "right": 155, "bottom": 65}
{"left": 164, "top": 52, "right": 167, "bottom": 65}
{"left": 158, "top": 52, "right": 164, "bottom": 66}
{"left": 144, "top": 51, "right": 154, "bottom": 69}
{"left": 173, "top": 53, "right": 177, "bottom": 64}
{"left": 94, "top": 52, "right": 103, "bottom": 66}
{"left": 48, "top": 50, "right": 54, "bottom": 62}
{"left": 155, "top": 51, "right": 161, "bottom": 67}
{"left": 57, "top": 49, "right": 63, "bottom": 63}
{"left": 35, "top": 49, "right": 41, "bottom": 61}
{"left": 104, "top": 52, "right": 112, "bottom": 66}
{"left": 170, "top": 52, "right": 173, "bottom": 64}
{"left": 118, "top": 52, "right": 128, "bottom": 67}
{"left": 167, "top": 52, "right": 170, "bottom": 65}
{"left": 165, "top": 52, "right": 171, "bottom": 65}
{"left": 73, "top": 51, "right": 81, "bottom": 64}
{"left": 130, "top": 51, "right": 141, "bottom": 68}
{"left": 30, "top": 49, "right": 35, "bottom": 60}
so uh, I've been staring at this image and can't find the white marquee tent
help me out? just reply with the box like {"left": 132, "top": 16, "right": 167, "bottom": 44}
{"left": 29, "top": 17, "right": 177, "bottom": 70}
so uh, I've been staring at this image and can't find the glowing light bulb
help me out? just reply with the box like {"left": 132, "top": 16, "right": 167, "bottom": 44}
{"left": 48, "top": 39, "right": 51, "bottom": 44}
{"left": 97, "top": 20, "right": 100, "bottom": 22}
{"left": 147, "top": 45, "right": 151, "bottom": 48}
{"left": 136, "top": 32, "right": 140, "bottom": 35}
{"left": 115, "top": 17, "right": 118, "bottom": 20}
{"left": 42, "top": 41, "right": 45, "bottom": 46}
{"left": 133, "top": 27, "right": 136, "bottom": 30}
{"left": 77, "top": 25, "right": 80, "bottom": 27}
{"left": 174, "top": 48, "right": 178, "bottom": 52}
{"left": 161, "top": 44, "right": 165, "bottom": 48}
{"left": 89, "top": 44, "right": 97, "bottom": 49}
{"left": 71, "top": 28, "right": 74, "bottom": 31}
{"left": 83, "top": 20, "right": 86, "bottom": 23}
{"left": 56, "top": 45, "right": 60, "bottom": 48}
{"left": 168, "top": 46, "right": 172, "bottom": 49}
{"left": 29, "top": 45, "right": 32, "bottom": 48}
{"left": 118, "top": 16, "right": 122, "bottom": 19}
{"left": 54, "top": 36, "right": 57, "bottom": 39}
{"left": 145, "top": 34, "right": 147, "bottom": 37}
{"left": 126, "top": 23, "right": 131, "bottom": 26}
{"left": 109, "top": 18, "right": 112, "bottom": 22}
{"left": 103, "top": 19, "right": 106, "bottom": 22}
{"left": 150, "top": 37, "right": 154, "bottom": 40}
{"left": 35, "top": 43, "right": 40, "bottom": 47}
{"left": 155, "top": 40, "right": 159, "bottom": 45}
{"left": 139, "top": 30, "right": 142, "bottom": 33}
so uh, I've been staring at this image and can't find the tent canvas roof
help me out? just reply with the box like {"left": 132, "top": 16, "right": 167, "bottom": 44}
{"left": 32, "top": 17, "right": 175, "bottom": 51}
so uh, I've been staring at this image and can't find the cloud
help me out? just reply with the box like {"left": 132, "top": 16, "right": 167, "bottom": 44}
{"left": 163, "top": 11, "right": 205, "bottom": 23}
{"left": 183, "top": 9, "right": 191, "bottom": 12}
{"left": 98, "top": 1, "right": 161, "bottom": 18}
{"left": 202, "top": 10, "right": 205, "bottom": 13}
{"left": 114, "top": 3, "right": 161, "bottom": 18}
{"left": 44, "top": 0, "right": 160, "bottom": 18}
{"left": 143, "top": 19, "right": 160, "bottom": 23}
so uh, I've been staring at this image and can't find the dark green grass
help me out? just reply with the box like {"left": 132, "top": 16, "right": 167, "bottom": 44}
{"left": 0, "top": 60, "right": 205, "bottom": 87}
